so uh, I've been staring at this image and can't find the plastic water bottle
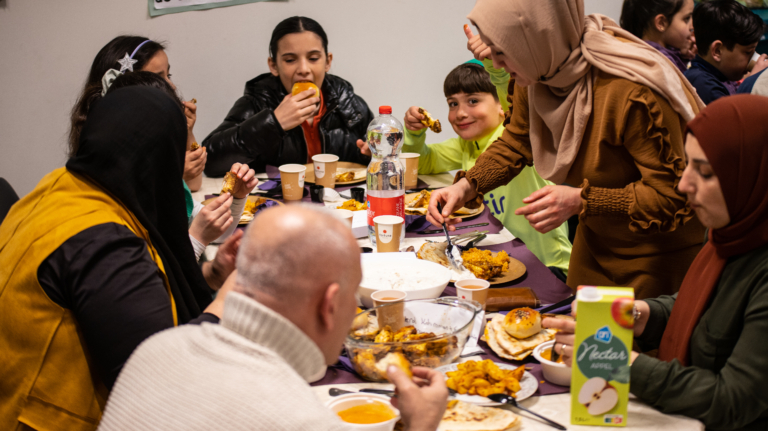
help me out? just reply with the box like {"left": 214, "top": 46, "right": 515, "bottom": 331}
{"left": 366, "top": 106, "right": 405, "bottom": 247}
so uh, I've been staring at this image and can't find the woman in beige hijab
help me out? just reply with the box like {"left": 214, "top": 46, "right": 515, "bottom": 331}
{"left": 428, "top": 0, "right": 706, "bottom": 299}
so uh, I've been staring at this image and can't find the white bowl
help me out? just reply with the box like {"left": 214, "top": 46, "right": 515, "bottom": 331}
{"left": 533, "top": 340, "right": 571, "bottom": 386}
{"left": 326, "top": 393, "right": 400, "bottom": 431}
{"left": 358, "top": 258, "right": 451, "bottom": 308}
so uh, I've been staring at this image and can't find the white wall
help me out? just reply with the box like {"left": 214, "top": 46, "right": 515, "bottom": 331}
{"left": 0, "top": 0, "right": 621, "bottom": 196}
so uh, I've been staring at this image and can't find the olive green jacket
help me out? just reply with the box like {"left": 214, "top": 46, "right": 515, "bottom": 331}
{"left": 630, "top": 243, "right": 768, "bottom": 430}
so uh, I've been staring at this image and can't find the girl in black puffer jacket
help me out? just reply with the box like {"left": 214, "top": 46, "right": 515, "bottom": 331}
{"left": 203, "top": 16, "right": 372, "bottom": 176}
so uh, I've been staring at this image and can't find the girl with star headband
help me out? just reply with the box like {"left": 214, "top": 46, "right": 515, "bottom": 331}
{"left": 68, "top": 36, "right": 204, "bottom": 191}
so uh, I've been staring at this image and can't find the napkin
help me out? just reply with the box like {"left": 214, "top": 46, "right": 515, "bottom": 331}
{"left": 460, "top": 310, "right": 486, "bottom": 357}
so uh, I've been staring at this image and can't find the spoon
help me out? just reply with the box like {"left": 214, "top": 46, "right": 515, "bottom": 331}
{"left": 329, "top": 388, "right": 396, "bottom": 397}
{"left": 487, "top": 394, "right": 567, "bottom": 430}
{"left": 436, "top": 202, "right": 464, "bottom": 272}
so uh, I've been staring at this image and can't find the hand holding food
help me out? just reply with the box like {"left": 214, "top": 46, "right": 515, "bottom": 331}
{"left": 225, "top": 163, "right": 259, "bottom": 198}
{"left": 464, "top": 24, "right": 492, "bottom": 61}
{"left": 388, "top": 367, "right": 448, "bottom": 431}
{"left": 418, "top": 108, "right": 442, "bottom": 133}
{"left": 183, "top": 145, "right": 206, "bottom": 181}
{"left": 190, "top": 193, "right": 233, "bottom": 246}
{"left": 515, "top": 185, "right": 583, "bottom": 234}
{"left": 182, "top": 99, "right": 197, "bottom": 131}
{"left": 404, "top": 106, "right": 428, "bottom": 132}
{"left": 273, "top": 87, "right": 321, "bottom": 131}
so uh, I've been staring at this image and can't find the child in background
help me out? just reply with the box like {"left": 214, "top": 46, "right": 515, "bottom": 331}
{"left": 620, "top": 0, "right": 695, "bottom": 73}
{"left": 684, "top": 0, "right": 767, "bottom": 104}
{"left": 361, "top": 54, "right": 572, "bottom": 280}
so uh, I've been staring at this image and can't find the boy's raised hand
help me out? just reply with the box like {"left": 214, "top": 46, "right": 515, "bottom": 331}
{"left": 464, "top": 24, "right": 491, "bottom": 62}
{"left": 404, "top": 106, "right": 427, "bottom": 132}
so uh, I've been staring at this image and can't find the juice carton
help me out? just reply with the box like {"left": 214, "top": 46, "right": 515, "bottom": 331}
{"left": 571, "top": 286, "right": 634, "bottom": 427}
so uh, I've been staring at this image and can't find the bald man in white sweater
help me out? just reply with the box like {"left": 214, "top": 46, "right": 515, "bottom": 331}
{"left": 98, "top": 205, "right": 448, "bottom": 431}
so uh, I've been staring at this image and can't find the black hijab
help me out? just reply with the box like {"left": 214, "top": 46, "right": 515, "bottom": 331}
{"left": 66, "top": 86, "right": 211, "bottom": 323}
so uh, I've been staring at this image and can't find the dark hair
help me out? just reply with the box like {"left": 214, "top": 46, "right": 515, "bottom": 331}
{"left": 69, "top": 36, "right": 166, "bottom": 157}
{"left": 693, "top": 0, "right": 765, "bottom": 56}
{"left": 268, "top": 16, "right": 328, "bottom": 58}
{"left": 443, "top": 63, "right": 498, "bottom": 101}
{"left": 107, "top": 71, "right": 183, "bottom": 109}
{"left": 620, "top": 0, "right": 686, "bottom": 39}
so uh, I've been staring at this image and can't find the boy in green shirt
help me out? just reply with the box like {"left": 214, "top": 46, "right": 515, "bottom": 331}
{"left": 373, "top": 61, "right": 572, "bottom": 278}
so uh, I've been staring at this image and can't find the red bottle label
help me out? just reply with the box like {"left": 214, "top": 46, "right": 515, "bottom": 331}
{"left": 367, "top": 194, "right": 405, "bottom": 226}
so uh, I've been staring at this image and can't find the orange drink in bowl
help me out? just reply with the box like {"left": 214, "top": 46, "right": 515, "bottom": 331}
{"left": 326, "top": 393, "right": 400, "bottom": 430}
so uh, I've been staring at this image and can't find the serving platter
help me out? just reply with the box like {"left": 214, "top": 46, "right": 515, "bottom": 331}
{"left": 404, "top": 192, "right": 484, "bottom": 220}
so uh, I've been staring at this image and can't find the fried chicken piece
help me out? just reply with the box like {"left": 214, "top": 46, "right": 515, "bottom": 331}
{"left": 394, "top": 326, "right": 417, "bottom": 342}
{"left": 461, "top": 248, "right": 511, "bottom": 280}
{"left": 351, "top": 349, "right": 382, "bottom": 381}
{"left": 375, "top": 325, "right": 394, "bottom": 343}
{"left": 418, "top": 107, "right": 442, "bottom": 133}
{"left": 220, "top": 172, "right": 238, "bottom": 194}
{"left": 335, "top": 171, "right": 355, "bottom": 182}
{"left": 375, "top": 352, "right": 413, "bottom": 379}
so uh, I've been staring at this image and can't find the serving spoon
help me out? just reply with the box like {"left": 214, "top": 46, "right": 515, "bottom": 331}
{"left": 436, "top": 202, "right": 464, "bottom": 272}
{"left": 487, "top": 394, "right": 566, "bottom": 430}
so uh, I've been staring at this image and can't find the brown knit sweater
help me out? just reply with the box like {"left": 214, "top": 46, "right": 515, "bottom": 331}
{"left": 465, "top": 71, "right": 706, "bottom": 299}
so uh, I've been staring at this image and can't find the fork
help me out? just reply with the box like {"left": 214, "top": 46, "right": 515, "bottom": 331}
{"left": 436, "top": 202, "right": 465, "bottom": 272}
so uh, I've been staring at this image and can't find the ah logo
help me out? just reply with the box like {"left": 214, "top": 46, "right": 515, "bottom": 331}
{"left": 595, "top": 326, "right": 612, "bottom": 344}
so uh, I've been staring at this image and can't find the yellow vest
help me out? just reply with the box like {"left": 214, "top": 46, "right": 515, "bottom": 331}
{"left": 0, "top": 168, "right": 177, "bottom": 431}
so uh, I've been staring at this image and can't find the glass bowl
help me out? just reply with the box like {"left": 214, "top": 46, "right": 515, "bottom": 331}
{"left": 346, "top": 297, "right": 480, "bottom": 382}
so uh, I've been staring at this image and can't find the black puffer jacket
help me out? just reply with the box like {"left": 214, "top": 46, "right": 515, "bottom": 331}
{"left": 202, "top": 73, "right": 373, "bottom": 176}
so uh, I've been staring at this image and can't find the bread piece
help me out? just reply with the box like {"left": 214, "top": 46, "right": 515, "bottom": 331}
{"left": 418, "top": 107, "right": 442, "bottom": 133}
{"left": 503, "top": 307, "right": 542, "bottom": 339}
{"left": 375, "top": 352, "right": 413, "bottom": 379}
{"left": 438, "top": 400, "right": 521, "bottom": 431}
{"left": 220, "top": 172, "right": 238, "bottom": 194}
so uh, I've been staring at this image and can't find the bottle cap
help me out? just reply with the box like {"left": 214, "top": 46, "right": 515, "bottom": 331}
{"left": 379, "top": 106, "right": 392, "bottom": 114}
{"left": 578, "top": 286, "right": 601, "bottom": 302}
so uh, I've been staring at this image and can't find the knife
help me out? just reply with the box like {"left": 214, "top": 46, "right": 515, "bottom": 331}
{"left": 417, "top": 222, "right": 489, "bottom": 235}
{"left": 538, "top": 295, "right": 575, "bottom": 314}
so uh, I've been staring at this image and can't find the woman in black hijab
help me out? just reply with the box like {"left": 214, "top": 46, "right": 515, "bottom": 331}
{"left": 0, "top": 86, "right": 238, "bottom": 430}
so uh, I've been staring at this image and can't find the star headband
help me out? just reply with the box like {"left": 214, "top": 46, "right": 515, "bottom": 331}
{"left": 102, "top": 39, "right": 153, "bottom": 96}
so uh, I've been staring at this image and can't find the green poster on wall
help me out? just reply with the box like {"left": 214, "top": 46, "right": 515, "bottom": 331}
{"left": 149, "top": 0, "right": 281, "bottom": 17}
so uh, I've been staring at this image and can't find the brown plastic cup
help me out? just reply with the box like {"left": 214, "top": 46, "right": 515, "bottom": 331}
{"left": 372, "top": 290, "right": 407, "bottom": 331}
{"left": 278, "top": 164, "right": 307, "bottom": 201}
{"left": 455, "top": 279, "right": 490, "bottom": 310}
{"left": 311, "top": 154, "right": 339, "bottom": 188}
{"left": 373, "top": 215, "right": 404, "bottom": 253}
{"left": 400, "top": 153, "right": 420, "bottom": 189}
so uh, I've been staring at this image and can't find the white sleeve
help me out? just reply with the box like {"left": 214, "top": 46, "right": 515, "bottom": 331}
{"left": 191, "top": 201, "right": 204, "bottom": 219}
{"left": 212, "top": 197, "right": 247, "bottom": 244}
{"left": 189, "top": 233, "right": 206, "bottom": 262}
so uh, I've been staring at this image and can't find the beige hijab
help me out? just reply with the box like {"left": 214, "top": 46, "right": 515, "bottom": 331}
{"left": 468, "top": 0, "right": 704, "bottom": 184}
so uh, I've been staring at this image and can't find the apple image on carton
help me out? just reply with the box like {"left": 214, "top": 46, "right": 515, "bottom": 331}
{"left": 611, "top": 297, "right": 634, "bottom": 329}
{"left": 578, "top": 377, "right": 618, "bottom": 415}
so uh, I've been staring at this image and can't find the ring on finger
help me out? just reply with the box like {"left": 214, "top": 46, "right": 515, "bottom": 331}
{"left": 561, "top": 343, "right": 568, "bottom": 355}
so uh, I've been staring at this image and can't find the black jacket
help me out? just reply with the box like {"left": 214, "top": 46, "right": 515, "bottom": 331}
{"left": 202, "top": 73, "right": 373, "bottom": 176}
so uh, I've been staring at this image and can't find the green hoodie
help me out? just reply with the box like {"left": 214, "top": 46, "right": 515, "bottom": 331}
{"left": 402, "top": 60, "right": 572, "bottom": 274}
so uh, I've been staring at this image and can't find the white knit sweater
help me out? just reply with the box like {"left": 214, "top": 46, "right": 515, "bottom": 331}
{"left": 98, "top": 292, "right": 354, "bottom": 430}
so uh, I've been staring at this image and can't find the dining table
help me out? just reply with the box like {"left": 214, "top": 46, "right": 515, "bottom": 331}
{"left": 192, "top": 169, "right": 704, "bottom": 431}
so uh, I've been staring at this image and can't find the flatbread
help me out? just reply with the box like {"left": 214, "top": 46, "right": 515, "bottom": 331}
{"left": 438, "top": 400, "right": 521, "bottom": 431}
{"left": 487, "top": 315, "right": 555, "bottom": 361}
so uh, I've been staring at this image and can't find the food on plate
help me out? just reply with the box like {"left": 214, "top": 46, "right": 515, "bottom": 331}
{"left": 338, "top": 199, "right": 367, "bottom": 211}
{"left": 485, "top": 313, "right": 555, "bottom": 361}
{"left": 189, "top": 142, "right": 200, "bottom": 151}
{"left": 375, "top": 352, "right": 413, "bottom": 379}
{"left": 337, "top": 401, "right": 397, "bottom": 424}
{"left": 418, "top": 107, "right": 442, "bottom": 133}
{"left": 461, "top": 248, "right": 510, "bottom": 280}
{"left": 220, "top": 171, "right": 238, "bottom": 194}
{"left": 239, "top": 197, "right": 279, "bottom": 224}
{"left": 445, "top": 360, "right": 524, "bottom": 398}
{"left": 438, "top": 400, "right": 521, "bottom": 431}
{"left": 349, "top": 321, "right": 460, "bottom": 381}
{"left": 360, "top": 264, "right": 450, "bottom": 291}
{"left": 417, "top": 242, "right": 451, "bottom": 267}
{"left": 335, "top": 171, "right": 355, "bottom": 182}
{"left": 503, "top": 307, "right": 542, "bottom": 339}
{"left": 291, "top": 81, "right": 319, "bottom": 96}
